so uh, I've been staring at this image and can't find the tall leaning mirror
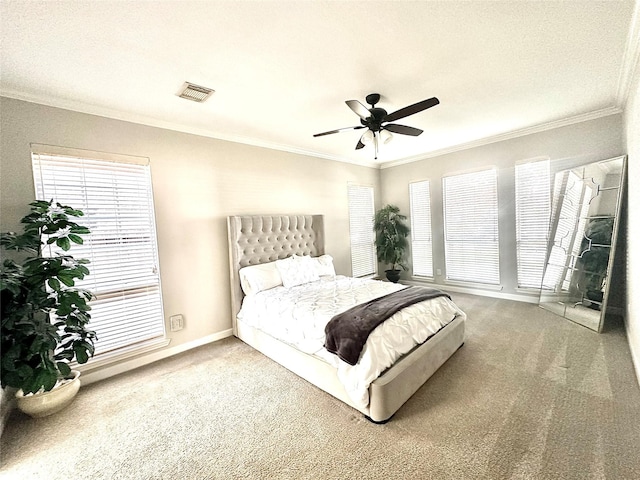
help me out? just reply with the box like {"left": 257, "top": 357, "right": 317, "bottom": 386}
{"left": 539, "top": 155, "right": 626, "bottom": 332}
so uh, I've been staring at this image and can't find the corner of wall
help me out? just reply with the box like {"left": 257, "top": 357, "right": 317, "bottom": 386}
{"left": 622, "top": 24, "right": 640, "bottom": 386}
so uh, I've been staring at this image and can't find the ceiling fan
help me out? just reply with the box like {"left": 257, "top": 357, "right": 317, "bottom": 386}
{"left": 313, "top": 93, "right": 439, "bottom": 159}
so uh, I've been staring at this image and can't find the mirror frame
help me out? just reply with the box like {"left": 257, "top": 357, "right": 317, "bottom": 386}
{"left": 539, "top": 155, "right": 627, "bottom": 332}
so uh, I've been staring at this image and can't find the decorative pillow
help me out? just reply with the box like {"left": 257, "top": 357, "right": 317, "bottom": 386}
{"left": 276, "top": 255, "right": 320, "bottom": 288}
{"left": 313, "top": 254, "right": 336, "bottom": 277}
{"left": 239, "top": 261, "right": 283, "bottom": 296}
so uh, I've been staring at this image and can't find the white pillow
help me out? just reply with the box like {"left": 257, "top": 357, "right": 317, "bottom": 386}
{"left": 313, "top": 254, "right": 336, "bottom": 277}
{"left": 275, "top": 255, "right": 320, "bottom": 288}
{"left": 239, "top": 262, "right": 282, "bottom": 296}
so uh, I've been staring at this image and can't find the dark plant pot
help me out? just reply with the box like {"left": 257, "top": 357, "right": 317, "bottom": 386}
{"left": 586, "top": 290, "right": 603, "bottom": 303}
{"left": 585, "top": 290, "right": 603, "bottom": 310}
{"left": 385, "top": 269, "right": 401, "bottom": 283}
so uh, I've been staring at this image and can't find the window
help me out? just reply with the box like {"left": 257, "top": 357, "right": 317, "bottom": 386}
{"left": 347, "top": 184, "right": 376, "bottom": 277}
{"left": 409, "top": 180, "right": 433, "bottom": 277}
{"left": 31, "top": 145, "right": 165, "bottom": 359}
{"left": 443, "top": 168, "right": 500, "bottom": 285}
{"left": 515, "top": 159, "right": 550, "bottom": 289}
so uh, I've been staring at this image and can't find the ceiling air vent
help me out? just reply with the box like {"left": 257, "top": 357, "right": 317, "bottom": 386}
{"left": 177, "top": 82, "right": 215, "bottom": 103}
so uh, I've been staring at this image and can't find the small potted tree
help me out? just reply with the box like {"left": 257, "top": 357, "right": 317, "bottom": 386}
{"left": 578, "top": 217, "right": 614, "bottom": 309}
{"left": 374, "top": 204, "right": 410, "bottom": 283}
{"left": 1, "top": 200, "right": 96, "bottom": 417}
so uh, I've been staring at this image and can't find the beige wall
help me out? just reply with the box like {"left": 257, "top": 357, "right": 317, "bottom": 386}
{"left": 1, "top": 95, "right": 635, "bottom": 388}
{"left": 0, "top": 96, "right": 381, "bottom": 371}
{"left": 623, "top": 59, "right": 640, "bottom": 381}
{"left": 380, "top": 114, "right": 625, "bottom": 302}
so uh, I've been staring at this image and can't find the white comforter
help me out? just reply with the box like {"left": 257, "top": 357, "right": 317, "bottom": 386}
{"left": 237, "top": 275, "right": 465, "bottom": 409}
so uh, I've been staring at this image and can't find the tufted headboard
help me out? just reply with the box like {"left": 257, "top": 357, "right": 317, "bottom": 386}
{"left": 227, "top": 215, "right": 325, "bottom": 335}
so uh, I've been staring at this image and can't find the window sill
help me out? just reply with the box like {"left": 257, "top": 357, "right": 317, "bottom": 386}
{"left": 410, "top": 276, "right": 435, "bottom": 283}
{"left": 443, "top": 280, "right": 504, "bottom": 291}
{"left": 405, "top": 277, "right": 502, "bottom": 291}
{"left": 516, "top": 287, "right": 543, "bottom": 295}
{"left": 74, "top": 337, "right": 171, "bottom": 373}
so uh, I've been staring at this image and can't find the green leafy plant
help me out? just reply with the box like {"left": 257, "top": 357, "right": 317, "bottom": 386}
{"left": 1, "top": 200, "right": 96, "bottom": 394}
{"left": 374, "top": 204, "right": 411, "bottom": 272}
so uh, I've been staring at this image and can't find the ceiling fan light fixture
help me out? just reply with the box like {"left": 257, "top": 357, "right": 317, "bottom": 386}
{"left": 380, "top": 129, "right": 393, "bottom": 144}
{"left": 361, "top": 130, "right": 375, "bottom": 145}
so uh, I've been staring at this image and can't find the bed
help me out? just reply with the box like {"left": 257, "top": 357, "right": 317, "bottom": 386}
{"left": 227, "top": 214, "right": 466, "bottom": 423}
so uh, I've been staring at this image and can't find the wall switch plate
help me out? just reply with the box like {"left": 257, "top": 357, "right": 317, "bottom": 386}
{"left": 169, "top": 314, "right": 184, "bottom": 332}
{"left": 436, "top": 269, "right": 442, "bottom": 276}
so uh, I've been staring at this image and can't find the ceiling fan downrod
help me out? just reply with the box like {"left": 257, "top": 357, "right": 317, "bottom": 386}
{"left": 365, "top": 93, "right": 381, "bottom": 107}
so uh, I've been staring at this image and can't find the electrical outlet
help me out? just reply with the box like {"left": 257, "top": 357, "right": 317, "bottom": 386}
{"left": 169, "top": 314, "right": 184, "bottom": 332}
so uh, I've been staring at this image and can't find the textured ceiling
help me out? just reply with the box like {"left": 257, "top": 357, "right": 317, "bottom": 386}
{"left": 1, "top": 1, "right": 638, "bottom": 167}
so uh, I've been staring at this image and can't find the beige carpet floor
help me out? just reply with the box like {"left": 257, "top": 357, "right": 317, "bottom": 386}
{"left": 1, "top": 293, "right": 639, "bottom": 480}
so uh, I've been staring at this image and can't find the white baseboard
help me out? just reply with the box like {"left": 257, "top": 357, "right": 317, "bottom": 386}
{"left": 402, "top": 279, "right": 541, "bottom": 304}
{"left": 624, "top": 315, "right": 640, "bottom": 388}
{"left": 630, "top": 343, "right": 640, "bottom": 387}
{"left": 80, "top": 329, "right": 233, "bottom": 386}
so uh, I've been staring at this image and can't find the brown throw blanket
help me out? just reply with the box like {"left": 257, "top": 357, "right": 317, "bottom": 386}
{"left": 324, "top": 286, "right": 451, "bottom": 366}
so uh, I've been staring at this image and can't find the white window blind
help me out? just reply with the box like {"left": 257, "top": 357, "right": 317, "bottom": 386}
{"left": 32, "top": 146, "right": 165, "bottom": 357}
{"left": 443, "top": 168, "right": 500, "bottom": 285}
{"left": 348, "top": 184, "right": 376, "bottom": 277}
{"left": 562, "top": 184, "right": 592, "bottom": 290}
{"left": 515, "top": 159, "right": 550, "bottom": 289}
{"left": 543, "top": 171, "right": 583, "bottom": 291}
{"left": 409, "top": 180, "right": 433, "bottom": 277}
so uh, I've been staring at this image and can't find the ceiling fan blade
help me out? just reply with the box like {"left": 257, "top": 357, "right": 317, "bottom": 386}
{"left": 383, "top": 124, "right": 424, "bottom": 136}
{"left": 355, "top": 132, "right": 366, "bottom": 150}
{"left": 346, "top": 100, "right": 371, "bottom": 120}
{"left": 313, "top": 125, "right": 365, "bottom": 137}
{"left": 384, "top": 97, "right": 439, "bottom": 123}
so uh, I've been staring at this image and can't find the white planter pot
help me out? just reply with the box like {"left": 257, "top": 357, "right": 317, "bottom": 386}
{"left": 15, "top": 370, "right": 81, "bottom": 418}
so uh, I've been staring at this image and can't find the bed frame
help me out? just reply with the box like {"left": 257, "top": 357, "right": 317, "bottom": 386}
{"left": 227, "top": 214, "right": 465, "bottom": 423}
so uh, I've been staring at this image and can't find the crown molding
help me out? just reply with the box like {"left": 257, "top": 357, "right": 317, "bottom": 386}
{"left": 0, "top": 89, "right": 380, "bottom": 170}
{"left": 0, "top": 89, "right": 623, "bottom": 172}
{"left": 379, "top": 106, "right": 623, "bottom": 169}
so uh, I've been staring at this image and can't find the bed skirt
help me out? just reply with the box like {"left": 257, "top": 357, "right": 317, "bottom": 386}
{"left": 236, "top": 315, "right": 465, "bottom": 423}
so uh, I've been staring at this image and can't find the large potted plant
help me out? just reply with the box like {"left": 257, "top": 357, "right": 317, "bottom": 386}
{"left": 374, "top": 204, "right": 410, "bottom": 283}
{"left": 1, "top": 200, "right": 96, "bottom": 417}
